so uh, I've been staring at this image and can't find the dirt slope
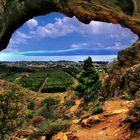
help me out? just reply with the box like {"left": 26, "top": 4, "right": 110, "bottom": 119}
{"left": 52, "top": 99, "right": 139, "bottom": 140}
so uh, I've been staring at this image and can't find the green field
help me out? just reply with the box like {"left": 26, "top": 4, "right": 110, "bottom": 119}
{"left": 42, "top": 68, "right": 73, "bottom": 93}
{"left": 0, "top": 65, "right": 73, "bottom": 92}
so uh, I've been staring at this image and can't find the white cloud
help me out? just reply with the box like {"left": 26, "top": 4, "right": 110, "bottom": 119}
{"left": 5, "top": 16, "right": 138, "bottom": 52}
{"left": 10, "top": 31, "right": 32, "bottom": 45}
{"left": 111, "top": 42, "right": 127, "bottom": 50}
{"left": 5, "top": 31, "right": 32, "bottom": 52}
{"left": 26, "top": 19, "right": 38, "bottom": 29}
{"left": 71, "top": 42, "right": 89, "bottom": 48}
{"left": 30, "top": 16, "right": 137, "bottom": 40}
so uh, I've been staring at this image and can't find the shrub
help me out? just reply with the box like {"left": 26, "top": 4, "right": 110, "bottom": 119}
{"left": 0, "top": 88, "right": 24, "bottom": 139}
{"left": 41, "top": 96, "right": 60, "bottom": 108}
{"left": 27, "top": 100, "right": 35, "bottom": 110}
{"left": 26, "top": 110, "right": 34, "bottom": 119}
{"left": 36, "top": 105, "right": 56, "bottom": 119}
{"left": 28, "top": 119, "right": 71, "bottom": 139}
{"left": 64, "top": 100, "right": 75, "bottom": 107}
{"left": 91, "top": 105, "right": 103, "bottom": 115}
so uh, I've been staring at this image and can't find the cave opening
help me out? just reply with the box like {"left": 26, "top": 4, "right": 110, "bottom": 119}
{"left": 0, "top": 12, "right": 138, "bottom": 62}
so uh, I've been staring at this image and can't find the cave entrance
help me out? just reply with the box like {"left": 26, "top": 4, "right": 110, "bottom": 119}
{"left": 0, "top": 13, "right": 138, "bottom": 62}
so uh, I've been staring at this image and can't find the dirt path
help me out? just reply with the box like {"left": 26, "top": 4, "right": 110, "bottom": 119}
{"left": 38, "top": 76, "right": 48, "bottom": 92}
{"left": 71, "top": 100, "right": 134, "bottom": 140}
{"left": 52, "top": 99, "right": 135, "bottom": 140}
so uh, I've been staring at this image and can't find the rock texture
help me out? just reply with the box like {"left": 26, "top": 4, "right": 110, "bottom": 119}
{"left": 0, "top": 0, "right": 140, "bottom": 50}
{"left": 100, "top": 38, "right": 140, "bottom": 99}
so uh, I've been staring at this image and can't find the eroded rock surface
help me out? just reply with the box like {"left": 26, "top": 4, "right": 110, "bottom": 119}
{"left": 100, "top": 38, "right": 140, "bottom": 99}
{"left": 0, "top": 0, "right": 140, "bottom": 50}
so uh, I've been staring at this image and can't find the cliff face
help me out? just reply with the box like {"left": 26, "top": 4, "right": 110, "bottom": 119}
{"left": 0, "top": 0, "right": 140, "bottom": 50}
{"left": 101, "top": 39, "right": 140, "bottom": 99}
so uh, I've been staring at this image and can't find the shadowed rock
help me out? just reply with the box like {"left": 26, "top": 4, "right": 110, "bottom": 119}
{"left": 0, "top": 0, "right": 140, "bottom": 50}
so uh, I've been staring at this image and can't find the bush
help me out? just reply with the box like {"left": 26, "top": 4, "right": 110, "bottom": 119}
{"left": 26, "top": 110, "right": 34, "bottom": 119}
{"left": 64, "top": 100, "right": 75, "bottom": 107}
{"left": 36, "top": 96, "right": 59, "bottom": 119}
{"left": 91, "top": 105, "right": 103, "bottom": 115}
{"left": 0, "top": 88, "right": 24, "bottom": 139}
{"left": 39, "top": 119, "right": 71, "bottom": 139}
{"left": 36, "top": 105, "right": 56, "bottom": 119}
{"left": 27, "top": 100, "right": 35, "bottom": 110}
{"left": 41, "top": 96, "right": 59, "bottom": 107}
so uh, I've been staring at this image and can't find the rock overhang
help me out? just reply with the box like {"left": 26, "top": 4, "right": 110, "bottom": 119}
{"left": 0, "top": 0, "right": 140, "bottom": 50}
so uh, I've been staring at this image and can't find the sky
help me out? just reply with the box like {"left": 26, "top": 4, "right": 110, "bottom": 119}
{"left": 0, "top": 12, "right": 138, "bottom": 61}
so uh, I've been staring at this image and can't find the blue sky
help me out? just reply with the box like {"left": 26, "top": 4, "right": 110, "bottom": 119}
{"left": 0, "top": 12, "right": 138, "bottom": 61}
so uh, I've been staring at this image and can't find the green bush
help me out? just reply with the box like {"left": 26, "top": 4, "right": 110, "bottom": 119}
{"left": 41, "top": 96, "right": 60, "bottom": 107}
{"left": 91, "top": 105, "right": 103, "bottom": 115}
{"left": 0, "top": 88, "right": 24, "bottom": 139}
{"left": 29, "top": 119, "right": 71, "bottom": 139}
{"left": 64, "top": 100, "right": 75, "bottom": 107}
{"left": 36, "top": 105, "right": 56, "bottom": 119}
{"left": 27, "top": 100, "right": 35, "bottom": 110}
{"left": 26, "top": 110, "right": 34, "bottom": 119}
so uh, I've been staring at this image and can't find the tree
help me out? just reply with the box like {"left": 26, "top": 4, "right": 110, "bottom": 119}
{"left": 75, "top": 57, "right": 100, "bottom": 101}
{"left": 0, "top": 87, "right": 24, "bottom": 139}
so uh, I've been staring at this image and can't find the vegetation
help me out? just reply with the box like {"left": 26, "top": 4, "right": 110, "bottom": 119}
{"left": 75, "top": 57, "right": 101, "bottom": 101}
{"left": 62, "top": 67, "right": 80, "bottom": 78}
{"left": 91, "top": 105, "right": 103, "bottom": 115}
{"left": 30, "top": 119, "right": 71, "bottom": 139}
{"left": 27, "top": 100, "right": 35, "bottom": 110}
{"left": 41, "top": 96, "right": 60, "bottom": 107}
{"left": 0, "top": 65, "right": 73, "bottom": 93}
{"left": 26, "top": 110, "right": 34, "bottom": 119}
{"left": 0, "top": 87, "right": 24, "bottom": 139}
{"left": 64, "top": 100, "right": 75, "bottom": 107}
{"left": 42, "top": 68, "right": 73, "bottom": 93}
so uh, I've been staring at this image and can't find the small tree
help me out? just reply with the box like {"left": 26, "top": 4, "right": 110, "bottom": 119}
{"left": 75, "top": 57, "right": 100, "bottom": 101}
{"left": 0, "top": 87, "right": 24, "bottom": 139}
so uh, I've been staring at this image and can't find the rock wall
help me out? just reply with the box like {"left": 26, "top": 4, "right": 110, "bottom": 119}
{"left": 0, "top": 0, "right": 140, "bottom": 50}
{"left": 100, "top": 38, "right": 140, "bottom": 99}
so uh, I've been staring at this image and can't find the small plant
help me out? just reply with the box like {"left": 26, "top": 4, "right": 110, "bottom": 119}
{"left": 91, "top": 105, "right": 103, "bottom": 115}
{"left": 26, "top": 110, "right": 34, "bottom": 119}
{"left": 36, "top": 96, "right": 59, "bottom": 119}
{"left": 36, "top": 105, "right": 56, "bottom": 119}
{"left": 41, "top": 96, "right": 60, "bottom": 108}
{"left": 28, "top": 119, "right": 71, "bottom": 139}
{"left": 27, "top": 100, "right": 35, "bottom": 110}
{"left": 64, "top": 100, "right": 75, "bottom": 107}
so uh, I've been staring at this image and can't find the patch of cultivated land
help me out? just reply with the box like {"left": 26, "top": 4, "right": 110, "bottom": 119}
{"left": 0, "top": 65, "right": 74, "bottom": 93}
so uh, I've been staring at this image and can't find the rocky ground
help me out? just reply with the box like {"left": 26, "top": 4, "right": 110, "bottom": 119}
{"left": 1, "top": 80, "right": 140, "bottom": 140}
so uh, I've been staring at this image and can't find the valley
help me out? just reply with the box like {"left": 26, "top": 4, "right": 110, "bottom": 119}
{"left": 0, "top": 59, "right": 140, "bottom": 140}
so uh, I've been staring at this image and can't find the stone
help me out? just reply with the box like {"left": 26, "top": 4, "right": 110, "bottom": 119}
{"left": 81, "top": 115, "right": 101, "bottom": 127}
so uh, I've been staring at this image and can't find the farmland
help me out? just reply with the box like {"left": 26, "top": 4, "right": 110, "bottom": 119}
{"left": 0, "top": 64, "right": 74, "bottom": 92}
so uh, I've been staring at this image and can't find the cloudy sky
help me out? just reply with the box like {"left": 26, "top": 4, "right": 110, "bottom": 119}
{"left": 0, "top": 12, "right": 138, "bottom": 61}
